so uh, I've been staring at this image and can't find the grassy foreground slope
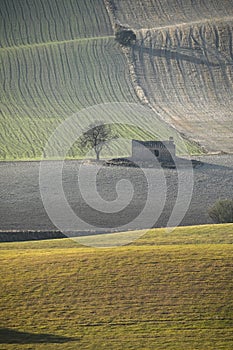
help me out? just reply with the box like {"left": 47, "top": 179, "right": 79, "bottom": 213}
{"left": 109, "top": 0, "right": 233, "bottom": 152}
{"left": 1, "top": 224, "right": 233, "bottom": 349}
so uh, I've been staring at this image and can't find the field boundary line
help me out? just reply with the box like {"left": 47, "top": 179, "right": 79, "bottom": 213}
{"left": 0, "top": 35, "right": 115, "bottom": 52}
{"left": 138, "top": 15, "right": 233, "bottom": 33}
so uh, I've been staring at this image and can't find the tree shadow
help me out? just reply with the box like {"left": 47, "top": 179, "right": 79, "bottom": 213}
{"left": 133, "top": 43, "right": 231, "bottom": 67}
{"left": 0, "top": 328, "right": 78, "bottom": 344}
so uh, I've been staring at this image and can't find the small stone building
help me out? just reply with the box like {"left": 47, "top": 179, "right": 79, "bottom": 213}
{"left": 132, "top": 137, "right": 176, "bottom": 163}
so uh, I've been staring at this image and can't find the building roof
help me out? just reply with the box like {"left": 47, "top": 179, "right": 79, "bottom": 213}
{"left": 132, "top": 139, "right": 175, "bottom": 149}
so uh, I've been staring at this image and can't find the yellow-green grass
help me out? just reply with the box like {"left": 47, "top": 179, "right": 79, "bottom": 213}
{"left": 1, "top": 224, "right": 233, "bottom": 349}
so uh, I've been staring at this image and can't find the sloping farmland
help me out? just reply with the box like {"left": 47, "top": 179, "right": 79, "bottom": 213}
{"left": 0, "top": 38, "right": 140, "bottom": 159}
{"left": 0, "top": 0, "right": 133, "bottom": 160}
{"left": 109, "top": 0, "right": 233, "bottom": 152}
{"left": 107, "top": 0, "right": 233, "bottom": 29}
{"left": 0, "top": 0, "right": 113, "bottom": 46}
{"left": 0, "top": 0, "right": 196, "bottom": 160}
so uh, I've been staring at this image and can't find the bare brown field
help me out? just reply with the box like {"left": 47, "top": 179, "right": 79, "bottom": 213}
{"left": 108, "top": 0, "right": 233, "bottom": 152}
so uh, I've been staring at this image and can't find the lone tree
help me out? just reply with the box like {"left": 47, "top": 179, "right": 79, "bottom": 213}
{"left": 79, "top": 122, "right": 117, "bottom": 161}
{"left": 208, "top": 199, "right": 233, "bottom": 223}
{"left": 115, "top": 27, "right": 136, "bottom": 46}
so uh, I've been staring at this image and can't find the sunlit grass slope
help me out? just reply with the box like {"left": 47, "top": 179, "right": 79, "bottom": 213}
{"left": 0, "top": 0, "right": 137, "bottom": 161}
{"left": 0, "top": 0, "right": 136, "bottom": 160}
{"left": 110, "top": 0, "right": 233, "bottom": 152}
{"left": 0, "top": 224, "right": 233, "bottom": 349}
{"left": 0, "top": 38, "right": 139, "bottom": 159}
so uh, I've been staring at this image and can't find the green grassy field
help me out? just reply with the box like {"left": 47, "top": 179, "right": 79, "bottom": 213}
{"left": 1, "top": 224, "right": 233, "bottom": 349}
{"left": 0, "top": 0, "right": 113, "bottom": 46}
{"left": 0, "top": 36, "right": 139, "bottom": 160}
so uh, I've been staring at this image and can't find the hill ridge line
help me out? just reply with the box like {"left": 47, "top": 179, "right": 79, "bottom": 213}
{"left": 0, "top": 35, "right": 115, "bottom": 52}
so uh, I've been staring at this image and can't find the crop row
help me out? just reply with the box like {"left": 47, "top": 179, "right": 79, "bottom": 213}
{"left": 1, "top": 36, "right": 189, "bottom": 160}
{"left": 0, "top": 37, "right": 144, "bottom": 159}
{"left": 0, "top": 0, "right": 113, "bottom": 48}
{"left": 130, "top": 21, "right": 233, "bottom": 152}
{"left": 111, "top": 0, "right": 233, "bottom": 29}
{"left": 0, "top": 0, "right": 206, "bottom": 160}
{"left": 0, "top": 32, "right": 198, "bottom": 160}
{"left": 105, "top": 0, "right": 233, "bottom": 152}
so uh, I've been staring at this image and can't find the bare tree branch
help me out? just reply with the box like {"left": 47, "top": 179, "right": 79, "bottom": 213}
{"left": 79, "top": 122, "right": 117, "bottom": 160}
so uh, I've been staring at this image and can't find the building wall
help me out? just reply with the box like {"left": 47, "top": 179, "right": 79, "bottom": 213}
{"left": 132, "top": 139, "right": 175, "bottom": 162}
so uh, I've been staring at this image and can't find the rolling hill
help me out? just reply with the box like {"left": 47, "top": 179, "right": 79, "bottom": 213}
{"left": 0, "top": 0, "right": 188, "bottom": 161}
{"left": 0, "top": 0, "right": 222, "bottom": 160}
{"left": 0, "top": 0, "right": 233, "bottom": 159}
{"left": 0, "top": 0, "right": 140, "bottom": 160}
{"left": 1, "top": 4, "right": 232, "bottom": 348}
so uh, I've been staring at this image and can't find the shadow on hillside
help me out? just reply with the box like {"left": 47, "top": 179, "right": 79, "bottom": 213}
{"left": 133, "top": 44, "right": 230, "bottom": 67}
{"left": 0, "top": 328, "right": 78, "bottom": 344}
